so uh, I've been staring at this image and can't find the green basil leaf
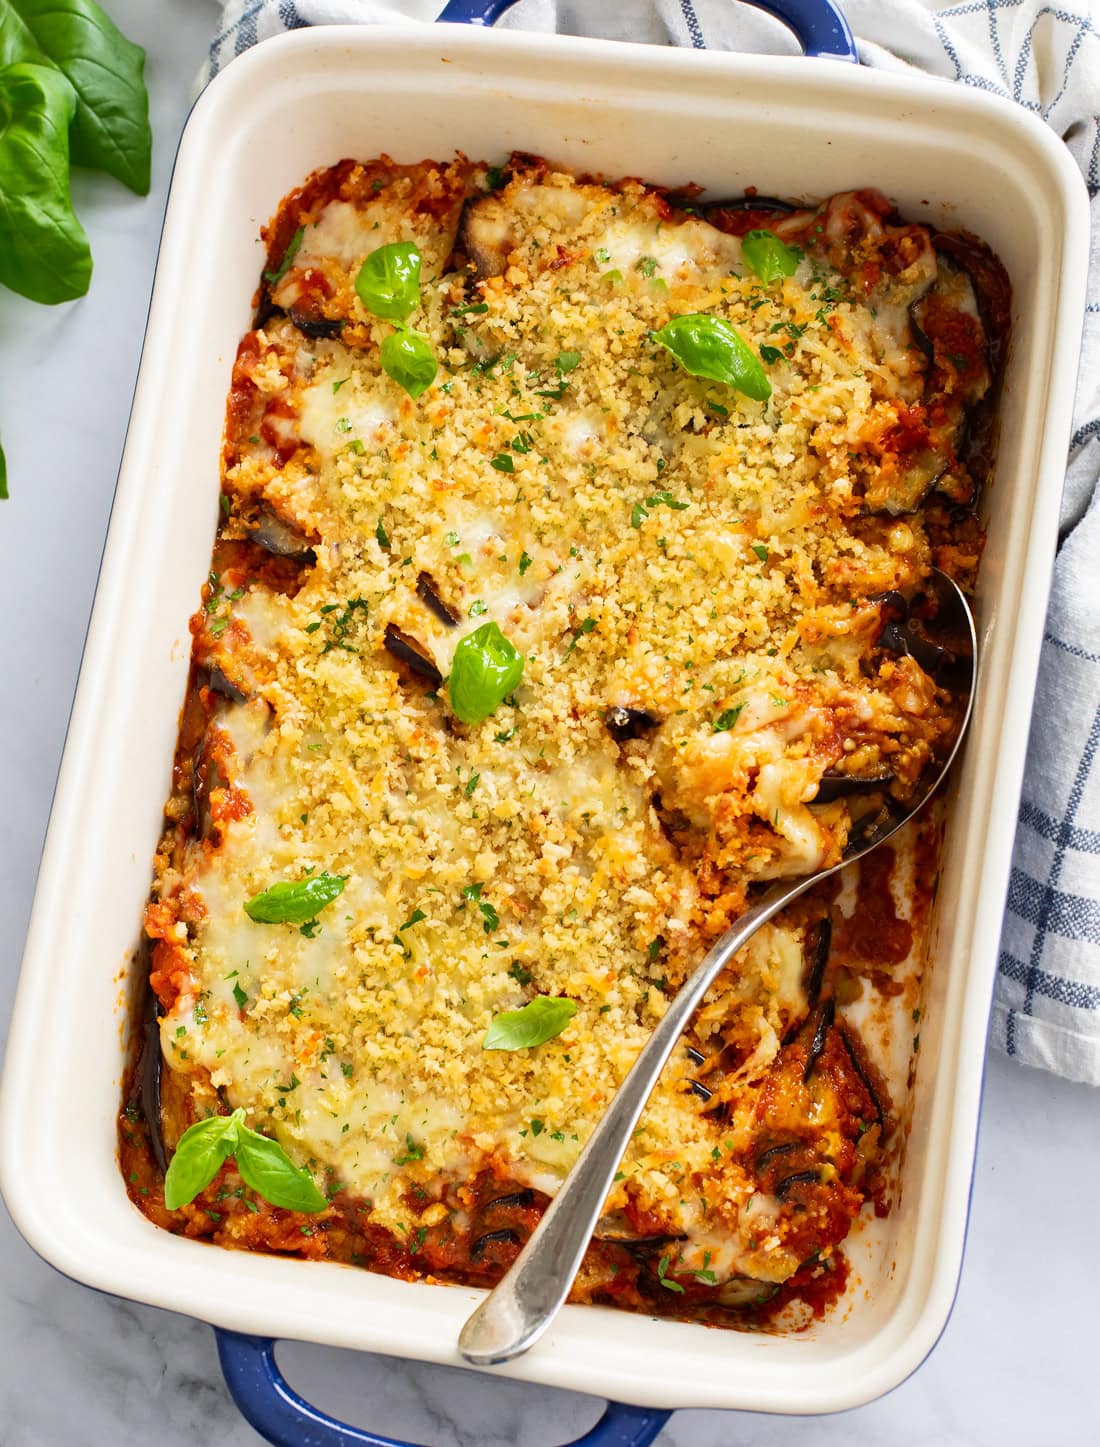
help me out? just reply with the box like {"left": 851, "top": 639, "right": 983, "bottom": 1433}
{"left": 741, "top": 229, "right": 799, "bottom": 285}
{"left": 245, "top": 872, "right": 348, "bottom": 925}
{"left": 235, "top": 1125, "right": 328, "bottom": 1213}
{"left": 654, "top": 314, "right": 771, "bottom": 403}
{"left": 483, "top": 995, "right": 578, "bottom": 1051}
{"left": 263, "top": 225, "right": 303, "bottom": 286}
{"left": 381, "top": 326, "right": 437, "bottom": 400}
{"left": 355, "top": 240, "right": 422, "bottom": 322}
{"left": 448, "top": 621, "right": 523, "bottom": 725}
{"left": 163, "top": 1109, "right": 242, "bottom": 1209}
{"left": 0, "top": 0, "right": 151, "bottom": 194}
{"left": 0, "top": 61, "right": 90, "bottom": 303}
{"left": 0, "top": 435, "right": 7, "bottom": 499}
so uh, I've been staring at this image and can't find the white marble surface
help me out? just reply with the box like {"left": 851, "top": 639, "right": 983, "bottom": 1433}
{"left": 1, "top": 3, "right": 1098, "bottom": 1443}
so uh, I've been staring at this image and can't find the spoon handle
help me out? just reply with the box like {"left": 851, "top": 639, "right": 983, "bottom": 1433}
{"left": 458, "top": 874, "right": 808, "bottom": 1366}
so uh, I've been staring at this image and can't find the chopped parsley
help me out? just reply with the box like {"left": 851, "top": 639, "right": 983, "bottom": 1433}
{"left": 713, "top": 705, "right": 745, "bottom": 732}
{"left": 657, "top": 1254, "right": 685, "bottom": 1294}
{"left": 566, "top": 617, "right": 597, "bottom": 655}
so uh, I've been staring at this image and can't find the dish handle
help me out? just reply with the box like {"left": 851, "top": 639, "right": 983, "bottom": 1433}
{"left": 214, "top": 1330, "right": 673, "bottom": 1447}
{"left": 436, "top": 0, "right": 858, "bottom": 63}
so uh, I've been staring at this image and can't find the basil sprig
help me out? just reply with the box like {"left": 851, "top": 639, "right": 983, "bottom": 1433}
{"left": 448, "top": 622, "right": 523, "bottom": 725}
{"left": 244, "top": 872, "right": 348, "bottom": 925}
{"left": 0, "top": 1, "right": 151, "bottom": 497}
{"left": 164, "top": 1108, "right": 327, "bottom": 1213}
{"left": 741, "top": 229, "right": 800, "bottom": 285}
{"left": 380, "top": 327, "right": 438, "bottom": 400}
{"left": 355, "top": 241, "right": 422, "bottom": 322}
{"left": 654, "top": 314, "right": 771, "bottom": 402}
{"left": 354, "top": 241, "right": 438, "bottom": 399}
{"left": 483, "top": 996, "right": 578, "bottom": 1051}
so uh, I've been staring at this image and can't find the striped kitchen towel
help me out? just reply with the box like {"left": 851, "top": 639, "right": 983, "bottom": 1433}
{"left": 203, "top": 0, "right": 1100, "bottom": 1085}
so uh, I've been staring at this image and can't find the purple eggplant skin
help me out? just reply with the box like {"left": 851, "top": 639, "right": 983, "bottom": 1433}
{"left": 247, "top": 505, "right": 316, "bottom": 562}
{"left": 605, "top": 706, "right": 661, "bottom": 742}
{"left": 706, "top": 194, "right": 796, "bottom": 214}
{"left": 802, "top": 997, "right": 836, "bottom": 1083}
{"left": 802, "top": 916, "right": 833, "bottom": 1007}
{"left": 774, "top": 1169, "right": 822, "bottom": 1201}
{"left": 134, "top": 974, "right": 166, "bottom": 1174}
{"left": 755, "top": 1140, "right": 801, "bottom": 1171}
{"left": 457, "top": 194, "right": 512, "bottom": 279}
{"left": 288, "top": 309, "right": 345, "bottom": 340}
{"left": 814, "top": 770, "right": 894, "bottom": 804}
{"left": 416, "top": 571, "right": 460, "bottom": 626}
{"left": 207, "top": 665, "right": 249, "bottom": 706}
{"left": 251, "top": 294, "right": 345, "bottom": 341}
{"left": 839, "top": 1024, "right": 886, "bottom": 1127}
{"left": 470, "top": 1227, "right": 522, "bottom": 1259}
{"left": 482, "top": 1189, "right": 535, "bottom": 1213}
{"left": 383, "top": 623, "right": 444, "bottom": 688}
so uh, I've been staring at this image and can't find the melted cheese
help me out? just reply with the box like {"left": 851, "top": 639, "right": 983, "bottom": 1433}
{"left": 155, "top": 161, "right": 964, "bottom": 1281}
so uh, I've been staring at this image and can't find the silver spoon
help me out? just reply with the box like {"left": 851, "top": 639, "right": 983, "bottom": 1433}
{"left": 459, "top": 568, "right": 977, "bottom": 1366}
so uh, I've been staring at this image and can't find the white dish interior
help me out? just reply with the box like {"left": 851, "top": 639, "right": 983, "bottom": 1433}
{"left": 0, "top": 25, "right": 1088, "bottom": 1415}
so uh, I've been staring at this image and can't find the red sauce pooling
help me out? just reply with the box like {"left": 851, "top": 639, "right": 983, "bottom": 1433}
{"left": 837, "top": 847, "right": 913, "bottom": 966}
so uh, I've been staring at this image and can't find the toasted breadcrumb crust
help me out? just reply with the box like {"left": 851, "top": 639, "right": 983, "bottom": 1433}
{"left": 120, "top": 155, "right": 997, "bottom": 1324}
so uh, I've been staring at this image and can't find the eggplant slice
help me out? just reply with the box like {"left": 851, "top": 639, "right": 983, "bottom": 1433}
{"left": 207, "top": 665, "right": 249, "bottom": 706}
{"left": 814, "top": 770, "right": 895, "bottom": 804}
{"left": 801, "top": 916, "right": 833, "bottom": 1008}
{"left": 605, "top": 706, "right": 660, "bottom": 743}
{"left": 417, "top": 571, "right": 460, "bottom": 626}
{"left": 458, "top": 193, "right": 517, "bottom": 280}
{"left": 871, "top": 254, "right": 993, "bottom": 516}
{"left": 287, "top": 308, "right": 346, "bottom": 340}
{"left": 802, "top": 998, "right": 836, "bottom": 1083}
{"left": 246, "top": 503, "right": 317, "bottom": 562}
{"left": 470, "top": 1227, "right": 522, "bottom": 1259}
{"left": 139, "top": 978, "right": 167, "bottom": 1174}
{"left": 383, "top": 624, "right": 443, "bottom": 689}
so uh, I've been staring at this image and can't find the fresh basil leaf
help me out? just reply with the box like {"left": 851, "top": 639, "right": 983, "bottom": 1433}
{"left": 263, "top": 225, "right": 303, "bottom": 286}
{"left": 355, "top": 240, "right": 422, "bottom": 322}
{"left": 163, "top": 1109, "right": 242, "bottom": 1209}
{"left": 483, "top": 995, "right": 578, "bottom": 1051}
{"left": 741, "top": 229, "right": 799, "bottom": 286}
{"left": 235, "top": 1125, "right": 328, "bottom": 1212}
{"left": 0, "top": 61, "right": 90, "bottom": 303}
{"left": 0, "top": 436, "right": 7, "bottom": 499}
{"left": 654, "top": 314, "right": 771, "bottom": 403}
{"left": 448, "top": 621, "right": 524, "bottom": 725}
{"left": 244, "top": 872, "right": 348, "bottom": 925}
{"left": 381, "top": 326, "right": 437, "bottom": 400}
{"left": 0, "top": 0, "right": 151, "bottom": 194}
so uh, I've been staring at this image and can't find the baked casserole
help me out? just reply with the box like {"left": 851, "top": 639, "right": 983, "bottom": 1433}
{"left": 120, "top": 154, "right": 1005, "bottom": 1326}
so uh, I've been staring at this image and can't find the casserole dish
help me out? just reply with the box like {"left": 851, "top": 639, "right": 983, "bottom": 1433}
{"left": 0, "top": 1, "right": 1088, "bottom": 1441}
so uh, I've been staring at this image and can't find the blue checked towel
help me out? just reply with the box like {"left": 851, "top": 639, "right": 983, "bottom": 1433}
{"left": 203, "top": 0, "right": 1100, "bottom": 1084}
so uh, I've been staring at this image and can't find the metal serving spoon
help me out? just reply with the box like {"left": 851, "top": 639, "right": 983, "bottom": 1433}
{"left": 459, "top": 568, "right": 977, "bottom": 1366}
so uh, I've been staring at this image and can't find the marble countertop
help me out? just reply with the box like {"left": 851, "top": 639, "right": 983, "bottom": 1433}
{"left": 1, "top": 3, "right": 1097, "bottom": 1442}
